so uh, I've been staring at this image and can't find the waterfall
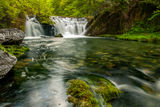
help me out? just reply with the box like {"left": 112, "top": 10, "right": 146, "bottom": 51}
{"left": 25, "top": 15, "right": 45, "bottom": 37}
{"left": 51, "top": 16, "right": 88, "bottom": 38}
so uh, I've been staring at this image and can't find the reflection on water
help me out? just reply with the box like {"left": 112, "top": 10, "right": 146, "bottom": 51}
{"left": 0, "top": 37, "right": 160, "bottom": 107}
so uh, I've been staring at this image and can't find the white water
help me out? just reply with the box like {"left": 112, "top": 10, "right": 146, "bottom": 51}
{"left": 25, "top": 15, "right": 45, "bottom": 38}
{"left": 51, "top": 16, "right": 88, "bottom": 38}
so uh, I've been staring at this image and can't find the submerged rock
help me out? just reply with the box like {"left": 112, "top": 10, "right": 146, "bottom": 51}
{"left": 55, "top": 34, "right": 63, "bottom": 37}
{"left": 67, "top": 77, "right": 121, "bottom": 107}
{"left": 67, "top": 79, "right": 98, "bottom": 107}
{"left": 0, "top": 50, "right": 17, "bottom": 79}
{"left": 0, "top": 28, "right": 25, "bottom": 45}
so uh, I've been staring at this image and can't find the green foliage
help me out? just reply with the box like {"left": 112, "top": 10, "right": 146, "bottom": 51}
{"left": 0, "top": 45, "right": 29, "bottom": 57}
{"left": 0, "top": 0, "right": 105, "bottom": 29}
{"left": 50, "top": 0, "right": 105, "bottom": 17}
{"left": 0, "top": 0, "right": 53, "bottom": 30}
{"left": 0, "top": 0, "right": 160, "bottom": 31}
{"left": 129, "top": 22, "right": 151, "bottom": 33}
{"left": 149, "top": 10, "right": 160, "bottom": 21}
{"left": 126, "top": 20, "right": 160, "bottom": 34}
{"left": 144, "top": 0, "right": 160, "bottom": 21}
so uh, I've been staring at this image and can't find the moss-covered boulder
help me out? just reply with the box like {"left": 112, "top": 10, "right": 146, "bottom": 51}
{"left": 67, "top": 79, "right": 98, "bottom": 107}
{"left": 67, "top": 77, "right": 121, "bottom": 107}
{"left": 55, "top": 34, "right": 63, "bottom": 37}
{"left": 89, "top": 76, "right": 121, "bottom": 103}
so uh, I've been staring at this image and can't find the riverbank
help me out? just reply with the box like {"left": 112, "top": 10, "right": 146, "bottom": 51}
{"left": 98, "top": 32, "right": 160, "bottom": 43}
{"left": 0, "top": 28, "right": 29, "bottom": 79}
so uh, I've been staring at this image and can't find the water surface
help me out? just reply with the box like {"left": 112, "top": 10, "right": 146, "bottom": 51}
{"left": 0, "top": 37, "right": 160, "bottom": 107}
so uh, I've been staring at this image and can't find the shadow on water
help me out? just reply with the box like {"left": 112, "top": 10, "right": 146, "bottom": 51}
{"left": 0, "top": 37, "right": 160, "bottom": 107}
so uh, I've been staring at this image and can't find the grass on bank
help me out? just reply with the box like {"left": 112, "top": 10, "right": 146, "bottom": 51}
{"left": 0, "top": 45, "right": 29, "bottom": 57}
{"left": 99, "top": 32, "right": 160, "bottom": 42}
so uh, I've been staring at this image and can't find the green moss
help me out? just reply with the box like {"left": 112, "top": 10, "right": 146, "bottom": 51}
{"left": 13, "top": 59, "right": 32, "bottom": 71}
{"left": 116, "top": 32, "right": 160, "bottom": 42}
{"left": 0, "top": 45, "right": 29, "bottom": 57}
{"left": 55, "top": 34, "right": 63, "bottom": 37}
{"left": 98, "top": 32, "right": 160, "bottom": 42}
{"left": 67, "top": 76, "right": 122, "bottom": 107}
{"left": 67, "top": 79, "right": 98, "bottom": 107}
{"left": 87, "top": 75, "right": 122, "bottom": 104}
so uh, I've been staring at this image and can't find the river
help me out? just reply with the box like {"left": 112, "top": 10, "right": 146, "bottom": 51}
{"left": 1, "top": 16, "right": 160, "bottom": 107}
{"left": 0, "top": 37, "right": 160, "bottom": 107}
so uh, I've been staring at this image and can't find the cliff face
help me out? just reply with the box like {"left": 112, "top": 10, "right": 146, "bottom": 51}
{"left": 85, "top": 1, "right": 158, "bottom": 36}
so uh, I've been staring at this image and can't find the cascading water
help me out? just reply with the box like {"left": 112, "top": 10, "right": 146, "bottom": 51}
{"left": 25, "top": 15, "right": 45, "bottom": 37}
{"left": 51, "top": 16, "right": 88, "bottom": 38}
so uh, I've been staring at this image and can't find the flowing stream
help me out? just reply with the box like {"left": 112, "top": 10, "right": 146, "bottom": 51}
{"left": 0, "top": 38, "right": 160, "bottom": 107}
{"left": 1, "top": 17, "right": 160, "bottom": 107}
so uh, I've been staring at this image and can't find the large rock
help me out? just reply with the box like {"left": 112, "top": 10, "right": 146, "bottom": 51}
{"left": 0, "top": 50, "right": 17, "bottom": 79}
{"left": 0, "top": 34, "right": 5, "bottom": 44}
{"left": 0, "top": 28, "right": 25, "bottom": 45}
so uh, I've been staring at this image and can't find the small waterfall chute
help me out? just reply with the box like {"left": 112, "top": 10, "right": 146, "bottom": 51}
{"left": 25, "top": 15, "right": 45, "bottom": 38}
{"left": 51, "top": 16, "right": 88, "bottom": 38}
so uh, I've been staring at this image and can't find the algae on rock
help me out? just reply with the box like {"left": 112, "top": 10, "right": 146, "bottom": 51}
{"left": 67, "top": 79, "right": 98, "bottom": 107}
{"left": 67, "top": 76, "right": 122, "bottom": 107}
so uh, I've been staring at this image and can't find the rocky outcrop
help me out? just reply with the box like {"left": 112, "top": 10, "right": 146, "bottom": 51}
{"left": 85, "top": 1, "right": 158, "bottom": 36}
{"left": 0, "top": 28, "right": 25, "bottom": 45}
{"left": 0, "top": 50, "right": 17, "bottom": 79}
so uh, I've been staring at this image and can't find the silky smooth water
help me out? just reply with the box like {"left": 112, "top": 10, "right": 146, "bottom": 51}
{"left": 25, "top": 15, "right": 45, "bottom": 37}
{"left": 0, "top": 37, "right": 160, "bottom": 107}
{"left": 51, "top": 16, "right": 87, "bottom": 38}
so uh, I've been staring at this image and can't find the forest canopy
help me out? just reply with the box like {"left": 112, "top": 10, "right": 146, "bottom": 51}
{"left": 0, "top": 0, "right": 160, "bottom": 30}
{"left": 0, "top": 0, "right": 105, "bottom": 29}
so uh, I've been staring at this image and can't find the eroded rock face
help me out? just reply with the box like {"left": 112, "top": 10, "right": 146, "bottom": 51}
{"left": 0, "top": 50, "right": 17, "bottom": 79}
{"left": 0, "top": 28, "right": 25, "bottom": 45}
{"left": 85, "top": 1, "right": 157, "bottom": 36}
